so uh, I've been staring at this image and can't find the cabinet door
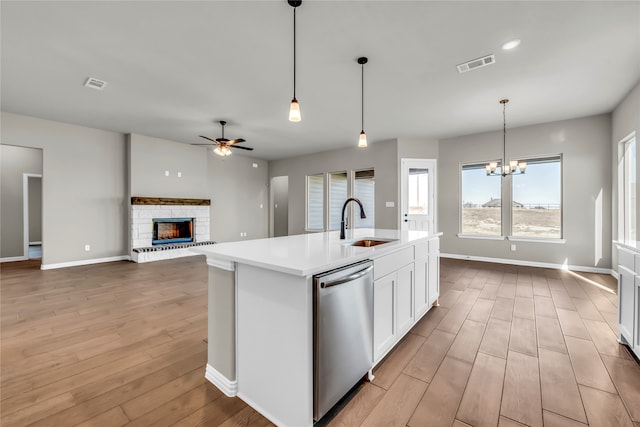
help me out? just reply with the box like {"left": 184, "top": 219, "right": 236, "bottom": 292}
{"left": 396, "top": 263, "right": 414, "bottom": 337}
{"left": 414, "top": 257, "right": 429, "bottom": 318}
{"left": 635, "top": 276, "right": 640, "bottom": 355}
{"left": 619, "top": 266, "right": 635, "bottom": 345}
{"left": 428, "top": 252, "right": 439, "bottom": 306}
{"left": 373, "top": 273, "right": 395, "bottom": 361}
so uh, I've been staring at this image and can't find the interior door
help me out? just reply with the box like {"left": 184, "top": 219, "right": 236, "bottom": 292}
{"left": 400, "top": 159, "right": 437, "bottom": 232}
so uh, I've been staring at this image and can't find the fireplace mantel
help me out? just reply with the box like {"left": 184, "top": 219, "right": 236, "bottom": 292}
{"left": 131, "top": 197, "right": 211, "bottom": 206}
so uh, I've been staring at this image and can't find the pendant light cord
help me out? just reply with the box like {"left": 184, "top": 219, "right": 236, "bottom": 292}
{"left": 293, "top": 7, "right": 297, "bottom": 100}
{"left": 503, "top": 100, "right": 506, "bottom": 168}
{"left": 361, "top": 62, "right": 364, "bottom": 132}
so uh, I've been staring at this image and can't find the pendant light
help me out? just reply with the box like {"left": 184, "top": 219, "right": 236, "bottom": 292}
{"left": 486, "top": 99, "right": 526, "bottom": 176}
{"left": 288, "top": 0, "right": 302, "bottom": 122}
{"left": 357, "top": 57, "right": 368, "bottom": 148}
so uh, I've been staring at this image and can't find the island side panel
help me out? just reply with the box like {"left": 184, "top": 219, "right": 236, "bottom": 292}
{"left": 206, "top": 265, "right": 237, "bottom": 395}
{"left": 236, "top": 263, "right": 314, "bottom": 427}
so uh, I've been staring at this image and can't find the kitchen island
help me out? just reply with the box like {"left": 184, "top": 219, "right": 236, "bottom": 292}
{"left": 192, "top": 228, "right": 441, "bottom": 426}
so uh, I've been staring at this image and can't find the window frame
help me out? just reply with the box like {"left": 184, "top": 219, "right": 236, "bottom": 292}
{"left": 618, "top": 132, "right": 637, "bottom": 242}
{"left": 305, "top": 167, "right": 375, "bottom": 233}
{"left": 457, "top": 154, "right": 565, "bottom": 243}
{"left": 458, "top": 159, "right": 504, "bottom": 239}
{"left": 509, "top": 154, "right": 564, "bottom": 242}
{"left": 305, "top": 173, "right": 325, "bottom": 232}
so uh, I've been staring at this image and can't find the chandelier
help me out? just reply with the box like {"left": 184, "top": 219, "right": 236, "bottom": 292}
{"left": 486, "top": 99, "right": 526, "bottom": 176}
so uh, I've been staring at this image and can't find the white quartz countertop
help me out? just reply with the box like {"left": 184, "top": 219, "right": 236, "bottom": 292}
{"left": 192, "top": 228, "right": 441, "bottom": 276}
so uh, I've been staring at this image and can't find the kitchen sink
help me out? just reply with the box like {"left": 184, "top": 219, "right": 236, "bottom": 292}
{"left": 343, "top": 238, "right": 398, "bottom": 247}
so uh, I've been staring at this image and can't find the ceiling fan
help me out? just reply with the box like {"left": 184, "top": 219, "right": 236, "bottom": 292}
{"left": 192, "top": 121, "right": 253, "bottom": 156}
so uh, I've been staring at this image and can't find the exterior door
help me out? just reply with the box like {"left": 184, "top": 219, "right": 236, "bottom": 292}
{"left": 401, "top": 159, "right": 437, "bottom": 232}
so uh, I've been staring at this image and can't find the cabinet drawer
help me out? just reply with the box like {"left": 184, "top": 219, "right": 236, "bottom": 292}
{"left": 374, "top": 246, "right": 414, "bottom": 281}
{"left": 619, "top": 248, "right": 635, "bottom": 271}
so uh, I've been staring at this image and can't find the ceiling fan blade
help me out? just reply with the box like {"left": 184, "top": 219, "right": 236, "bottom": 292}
{"left": 216, "top": 138, "right": 230, "bottom": 143}
{"left": 199, "top": 135, "right": 218, "bottom": 143}
{"left": 191, "top": 143, "right": 217, "bottom": 146}
{"left": 226, "top": 138, "right": 246, "bottom": 145}
{"left": 230, "top": 145, "right": 254, "bottom": 151}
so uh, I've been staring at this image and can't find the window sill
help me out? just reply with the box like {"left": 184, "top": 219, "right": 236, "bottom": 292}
{"left": 507, "top": 236, "right": 566, "bottom": 244}
{"left": 456, "top": 234, "right": 506, "bottom": 241}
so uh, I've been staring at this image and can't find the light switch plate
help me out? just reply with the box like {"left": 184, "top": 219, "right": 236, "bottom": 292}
{"left": 385, "top": 201, "right": 395, "bottom": 207}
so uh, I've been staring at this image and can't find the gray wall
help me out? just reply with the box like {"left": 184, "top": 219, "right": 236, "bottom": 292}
{"left": 28, "top": 176, "right": 42, "bottom": 243}
{"left": 207, "top": 152, "right": 269, "bottom": 243}
{"left": 0, "top": 144, "right": 42, "bottom": 258}
{"left": 611, "top": 81, "right": 640, "bottom": 268}
{"left": 271, "top": 176, "right": 289, "bottom": 237}
{"left": 1, "top": 113, "right": 127, "bottom": 266}
{"left": 438, "top": 114, "right": 612, "bottom": 269}
{"left": 129, "top": 133, "right": 209, "bottom": 199}
{"left": 269, "top": 140, "right": 399, "bottom": 236}
{"left": 397, "top": 138, "right": 439, "bottom": 159}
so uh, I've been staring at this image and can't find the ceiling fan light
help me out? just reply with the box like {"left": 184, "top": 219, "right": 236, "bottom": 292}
{"left": 358, "top": 131, "right": 368, "bottom": 148}
{"left": 289, "top": 98, "right": 301, "bottom": 122}
{"left": 213, "top": 146, "right": 223, "bottom": 156}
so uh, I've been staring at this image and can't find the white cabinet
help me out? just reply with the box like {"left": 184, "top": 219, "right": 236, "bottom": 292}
{"left": 373, "top": 273, "right": 396, "bottom": 359}
{"left": 619, "top": 265, "right": 635, "bottom": 344}
{"left": 372, "top": 238, "right": 440, "bottom": 364}
{"left": 616, "top": 245, "right": 640, "bottom": 360}
{"left": 635, "top": 276, "right": 640, "bottom": 356}
{"left": 396, "top": 263, "right": 415, "bottom": 337}
{"left": 428, "top": 238, "right": 440, "bottom": 306}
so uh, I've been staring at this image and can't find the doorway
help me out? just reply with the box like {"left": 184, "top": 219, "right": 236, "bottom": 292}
{"left": 400, "top": 159, "right": 437, "bottom": 233}
{"left": 24, "top": 174, "right": 43, "bottom": 259}
{"left": 270, "top": 176, "right": 289, "bottom": 237}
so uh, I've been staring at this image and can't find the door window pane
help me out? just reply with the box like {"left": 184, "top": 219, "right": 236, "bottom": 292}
{"left": 354, "top": 169, "right": 375, "bottom": 228}
{"left": 328, "top": 172, "right": 348, "bottom": 230}
{"left": 408, "top": 168, "right": 429, "bottom": 215}
{"left": 512, "top": 156, "right": 562, "bottom": 238}
{"left": 306, "top": 174, "right": 324, "bottom": 230}
{"left": 461, "top": 162, "right": 502, "bottom": 235}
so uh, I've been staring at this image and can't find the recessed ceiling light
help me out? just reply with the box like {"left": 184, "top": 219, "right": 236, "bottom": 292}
{"left": 501, "top": 39, "right": 521, "bottom": 50}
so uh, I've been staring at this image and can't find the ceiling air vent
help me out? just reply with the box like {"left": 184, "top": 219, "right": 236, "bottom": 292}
{"left": 456, "top": 54, "right": 496, "bottom": 73}
{"left": 84, "top": 77, "right": 107, "bottom": 90}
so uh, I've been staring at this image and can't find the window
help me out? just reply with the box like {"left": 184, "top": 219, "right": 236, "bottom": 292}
{"left": 305, "top": 169, "right": 375, "bottom": 232}
{"left": 328, "top": 172, "right": 348, "bottom": 230}
{"left": 620, "top": 134, "right": 637, "bottom": 241}
{"left": 354, "top": 169, "right": 375, "bottom": 228}
{"left": 306, "top": 174, "right": 324, "bottom": 231}
{"left": 408, "top": 168, "right": 429, "bottom": 215}
{"left": 511, "top": 156, "right": 562, "bottom": 239}
{"left": 461, "top": 162, "right": 502, "bottom": 236}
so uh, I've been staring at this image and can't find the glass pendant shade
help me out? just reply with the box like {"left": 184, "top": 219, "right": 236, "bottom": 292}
{"left": 289, "top": 98, "right": 301, "bottom": 122}
{"left": 358, "top": 130, "right": 368, "bottom": 148}
{"left": 214, "top": 146, "right": 232, "bottom": 157}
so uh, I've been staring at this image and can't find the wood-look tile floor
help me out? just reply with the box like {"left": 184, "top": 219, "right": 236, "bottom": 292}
{"left": 2, "top": 257, "right": 639, "bottom": 426}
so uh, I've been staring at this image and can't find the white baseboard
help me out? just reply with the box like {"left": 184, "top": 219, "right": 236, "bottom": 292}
{"left": 440, "top": 253, "right": 615, "bottom": 276}
{"left": 0, "top": 256, "right": 28, "bottom": 263}
{"left": 205, "top": 364, "right": 238, "bottom": 397}
{"left": 40, "top": 255, "right": 130, "bottom": 270}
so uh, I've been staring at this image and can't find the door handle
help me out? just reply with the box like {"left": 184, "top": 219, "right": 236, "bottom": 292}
{"left": 320, "top": 266, "right": 373, "bottom": 288}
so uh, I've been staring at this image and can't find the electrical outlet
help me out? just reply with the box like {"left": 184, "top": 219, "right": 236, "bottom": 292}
{"left": 510, "top": 244, "right": 516, "bottom": 251}
{"left": 84, "top": 244, "right": 91, "bottom": 252}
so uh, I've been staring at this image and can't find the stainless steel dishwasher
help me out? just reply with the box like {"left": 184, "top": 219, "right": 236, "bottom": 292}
{"left": 313, "top": 260, "right": 373, "bottom": 422}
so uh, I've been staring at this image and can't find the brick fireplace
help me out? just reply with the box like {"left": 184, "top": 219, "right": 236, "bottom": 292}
{"left": 130, "top": 197, "right": 213, "bottom": 262}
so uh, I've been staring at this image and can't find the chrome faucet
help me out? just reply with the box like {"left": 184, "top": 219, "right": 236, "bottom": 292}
{"left": 340, "top": 198, "right": 366, "bottom": 239}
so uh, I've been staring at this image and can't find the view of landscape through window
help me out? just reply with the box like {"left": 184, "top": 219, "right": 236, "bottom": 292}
{"left": 462, "top": 159, "right": 561, "bottom": 238}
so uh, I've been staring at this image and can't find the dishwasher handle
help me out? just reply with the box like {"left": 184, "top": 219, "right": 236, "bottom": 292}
{"left": 320, "top": 265, "right": 373, "bottom": 288}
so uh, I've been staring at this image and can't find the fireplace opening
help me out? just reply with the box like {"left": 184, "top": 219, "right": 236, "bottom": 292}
{"left": 152, "top": 218, "right": 194, "bottom": 245}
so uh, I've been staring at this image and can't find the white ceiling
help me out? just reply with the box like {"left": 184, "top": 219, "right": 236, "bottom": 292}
{"left": 2, "top": 1, "right": 639, "bottom": 161}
